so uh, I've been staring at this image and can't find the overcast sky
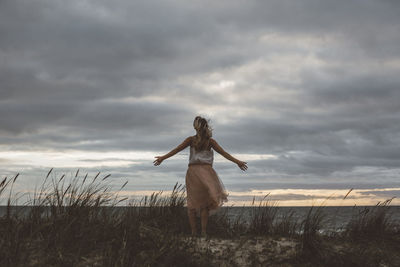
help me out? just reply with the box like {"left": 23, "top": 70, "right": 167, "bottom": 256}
{"left": 1, "top": 0, "right": 400, "bottom": 205}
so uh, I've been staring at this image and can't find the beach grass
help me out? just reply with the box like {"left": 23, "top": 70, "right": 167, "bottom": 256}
{"left": 1, "top": 170, "right": 399, "bottom": 266}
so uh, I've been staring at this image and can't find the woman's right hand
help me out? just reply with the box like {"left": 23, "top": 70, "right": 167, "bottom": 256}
{"left": 153, "top": 156, "right": 164, "bottom": 166}
{"left": 237, "top": 161, "right": 248, "bottom": 171}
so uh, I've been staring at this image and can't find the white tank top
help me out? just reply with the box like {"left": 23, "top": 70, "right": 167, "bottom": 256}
{"left": 189, "top": 146, "right": 213, "bottom": 165}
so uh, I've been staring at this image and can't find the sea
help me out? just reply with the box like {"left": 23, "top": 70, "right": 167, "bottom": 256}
{"left": 1, "top": 205, "right": 399, "bottom": 233}
{"left": 219, "top": 206, "right": 400, "bottom": 233}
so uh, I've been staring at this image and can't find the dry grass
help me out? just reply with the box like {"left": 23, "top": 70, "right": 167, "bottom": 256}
{"left": 345, "top": 198, "right": 397, "bottom": 241}
{"left": 1, "top": 170, "right": 399, "bottom": 266}
{"left": 0, "top": 171, "right": 210, "bottom": 266}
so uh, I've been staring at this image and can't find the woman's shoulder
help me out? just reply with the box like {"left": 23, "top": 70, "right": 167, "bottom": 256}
{"left": 209, "top": 138, "right": 221, "bottom": 150}
{"left": 186, "top": 136, "right": 196, "bottom": 145}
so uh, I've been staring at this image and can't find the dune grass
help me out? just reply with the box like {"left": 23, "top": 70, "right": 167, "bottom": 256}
{"left": 0, "top": 170, "right": 399, "bottom": 266}
{"left": 0, "top": 171, "right": 211, "bottom": 266}
{"left": 247, "top": 195, "right": 299, "bottom": 238}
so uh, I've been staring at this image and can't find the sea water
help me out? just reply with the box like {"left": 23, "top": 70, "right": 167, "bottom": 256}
{"left": 217, "top": 206, "right": 400, "bottom": 233}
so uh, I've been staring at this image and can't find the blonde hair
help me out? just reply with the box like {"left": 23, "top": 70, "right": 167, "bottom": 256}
{"left": 192, "top": 116, "right": 212, "bottom": 150}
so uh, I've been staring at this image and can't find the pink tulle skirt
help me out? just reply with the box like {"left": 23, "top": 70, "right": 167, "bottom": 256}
{"left": 185, "top": 164, "right": 228, "bottom": 216}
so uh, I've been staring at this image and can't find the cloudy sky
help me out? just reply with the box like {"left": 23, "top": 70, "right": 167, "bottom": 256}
{"left": 1, "top": 0, "right": 400, "bottom": 206}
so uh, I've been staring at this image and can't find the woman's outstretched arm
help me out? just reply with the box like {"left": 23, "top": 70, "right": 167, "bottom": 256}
{"left": 210, "top": 138, "right": 248, "bottom": 171}
{"left": 153, "top": 136, "right": 192, "bottom": 166}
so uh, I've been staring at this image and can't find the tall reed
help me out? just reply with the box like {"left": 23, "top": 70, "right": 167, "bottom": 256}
{"left": 345, "top": 198, "right": 397, "bottom": 242}
{"left": 0, "top": 171, "right": 210, "bottom": 266}
{"left": 1, "top": 171, "right": 399, "bottom": 266}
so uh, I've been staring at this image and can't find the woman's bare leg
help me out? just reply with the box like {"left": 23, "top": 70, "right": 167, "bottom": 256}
{"left": 200, "top": 208, "right": 209, "bottom": 236}
{"left": 188, "top": 209, "right": 197, "bottom": 235}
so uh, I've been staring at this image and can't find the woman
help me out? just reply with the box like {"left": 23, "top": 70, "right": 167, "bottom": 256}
{"left": 153, "top": 116, "right": 247, "bottom": 236}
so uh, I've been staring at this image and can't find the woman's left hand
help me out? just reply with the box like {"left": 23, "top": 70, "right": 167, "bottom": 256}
{"left": 153, "top": 156, "right": 164, "bottom": 166}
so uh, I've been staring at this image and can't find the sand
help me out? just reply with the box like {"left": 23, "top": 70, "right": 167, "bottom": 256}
{"left": 185, "top": 236, "right": 298, "bottom": 266}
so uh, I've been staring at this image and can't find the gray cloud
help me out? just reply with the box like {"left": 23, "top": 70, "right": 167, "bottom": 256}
{"left": 1, "top": 0, "right": 400, "bottom": 196}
